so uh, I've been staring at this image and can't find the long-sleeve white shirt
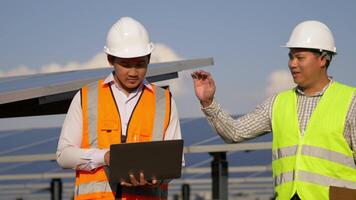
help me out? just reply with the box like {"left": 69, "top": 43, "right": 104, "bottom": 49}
{"left": 56, "top": 73, "right": 182, "bottom": 171}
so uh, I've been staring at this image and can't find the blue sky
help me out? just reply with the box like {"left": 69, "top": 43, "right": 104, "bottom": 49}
{"left": 1, "top": 1, "right": 356, "bottom": 129}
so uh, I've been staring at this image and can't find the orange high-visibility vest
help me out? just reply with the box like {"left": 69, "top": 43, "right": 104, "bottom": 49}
{"left": 75, "top": 80, "right": 171, "bottom": 200}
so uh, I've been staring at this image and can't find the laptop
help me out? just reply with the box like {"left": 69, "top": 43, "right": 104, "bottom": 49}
{"left": 109, "top": 139, "right": 184, "bottom": 183}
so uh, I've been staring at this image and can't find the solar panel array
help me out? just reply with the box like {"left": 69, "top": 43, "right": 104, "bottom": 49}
{"left": 0, "top": 116, "right": 273, "bottom": 200}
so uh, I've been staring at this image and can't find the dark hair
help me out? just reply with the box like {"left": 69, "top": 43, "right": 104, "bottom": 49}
{"left": 107, "top": 54, "right": 151, "bottom": 65}
{"left": 309, "top": 49, "right": 334, "bottom": 69}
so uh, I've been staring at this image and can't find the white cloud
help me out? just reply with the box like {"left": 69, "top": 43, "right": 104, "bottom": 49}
{"left": 0, "top": 43, "right": 181, "bottom": 76}
{"left": 151, "top": 43, "right": 191, "bottom": 97}
{"left": 0, "top": 53, "right": 109, "bottom": 78}
{"left": 150, "top": 43, "right": 182, "bottom": 63}
{"left": 0, "top": 65, "right": 36, "bottom": 77}
{"left": 41, "top": 53, "right": 109, "bottom": 73}
{"left": 0, "top": 43, "right": 191, "bottom": 100}
{"left": 265, "top": 69, "right": 295, "bottom": 96}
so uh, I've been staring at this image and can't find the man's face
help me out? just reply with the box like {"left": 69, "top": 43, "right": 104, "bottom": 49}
{"left": 288, "top": 48, "right": 326, "bottom": 88}
{"left": 111, "top": 55, "right": 149, "bottom": 93}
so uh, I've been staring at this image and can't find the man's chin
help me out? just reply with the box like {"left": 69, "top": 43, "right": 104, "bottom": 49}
{"left": 125, "top": 83, "right": 140, "bottom": 89}
{"left": 293, "top": 78, "right": 304, "bottom": 86}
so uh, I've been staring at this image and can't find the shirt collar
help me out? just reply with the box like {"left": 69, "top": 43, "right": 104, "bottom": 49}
{"left": 295, "top": 77, "right": 333, "bottom": 97}
{"left": 103, "top": 71, "right": 153, "bottom": 92}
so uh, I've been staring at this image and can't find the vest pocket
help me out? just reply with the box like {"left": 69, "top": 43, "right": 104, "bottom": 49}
{"left": 128, "top": 132, "right": 151, "bottom": 142}
{"left": 99, "top": 120, "right": 121, "bottom": 147}
{"left": 100, "top": 120, "right": 120, "bottom": 132}
{"left": 139, "top": 134, "right": 151, "bottom": 142}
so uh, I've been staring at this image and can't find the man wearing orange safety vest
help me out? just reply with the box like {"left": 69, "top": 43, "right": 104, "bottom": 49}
{"left": 192, "top": 20, "right": 356, "bottom": 199}
{"left": 57, "top": 17, "right": 183, "bottom": 200}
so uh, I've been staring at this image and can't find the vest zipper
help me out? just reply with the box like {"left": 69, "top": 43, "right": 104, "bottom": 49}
{"left": 124, "top": 88, "right": 145, "bottom": 143}
{"left": 108, "top": 85, "right": 123, "bottom": 143}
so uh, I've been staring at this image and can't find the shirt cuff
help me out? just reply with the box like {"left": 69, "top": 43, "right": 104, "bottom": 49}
{"left": 80, "top": 149, "right": 109, "bottom": 170}
{"left": 92, "top": 149, "right": 109, "bottom": 166}
{"left": 201, "top": 99, "right": 220, "bottom": 117}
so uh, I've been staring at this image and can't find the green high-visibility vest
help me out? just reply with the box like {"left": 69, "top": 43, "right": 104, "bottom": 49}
{"left": 272, "top": 81, "right": 356, "bottom": 200}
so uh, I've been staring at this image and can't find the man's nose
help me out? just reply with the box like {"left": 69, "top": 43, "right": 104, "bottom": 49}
{"left": 289, "top": 58, "right": 298, "bottom": 68}
{"left": 128, "top": 68, "right": 138, "bottom": 76}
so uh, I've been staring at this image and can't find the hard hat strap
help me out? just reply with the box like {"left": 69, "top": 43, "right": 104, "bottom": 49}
{"left": 320, "top": 51, "right": 332, "bottom": 61}
{"left": 309, "top": 49, "right": 332, "bottom": 61}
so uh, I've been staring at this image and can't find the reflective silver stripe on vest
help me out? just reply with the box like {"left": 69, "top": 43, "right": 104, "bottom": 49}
{"left": 274, "top": 170, "right": 295, "bottom": 186}
{"left": 87, "top": 81, "right": 99, "bottom": 148}
{"left": 152, "top": 87, "right": 167, "bottom": 141}
{"left": 273, "top": 145, "right": 355, "bottom": 168}
{"left": 75, "top": 181, "right": 112, "bottom": 195}
{"left": 272, "top": 145, "right": 298, "bottom": 160}
{"left": 299, "top": 170, "right": 356, "bottom": 189}
{"left": 301, "top": 145, "right": 356, "bottom": 168}
{"left": 274, "top": 170, "right": 356, "bottom": 188}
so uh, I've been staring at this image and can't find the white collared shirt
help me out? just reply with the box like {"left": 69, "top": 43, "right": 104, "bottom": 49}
{"left": 56, "top": 73, "right": 182, "bottom": 171}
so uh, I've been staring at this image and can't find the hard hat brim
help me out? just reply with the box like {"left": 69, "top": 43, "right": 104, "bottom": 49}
{"left": 104, "top": 43, "right": 155, "bottom": 58}
{"left": 280, "top": 44, "right": 337, "bottom": 54}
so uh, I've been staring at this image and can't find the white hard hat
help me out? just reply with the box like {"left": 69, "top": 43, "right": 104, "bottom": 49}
{"left": 283, "top": 20, "right": 336, "bottom": 53}
{"left": 104, "top": 17, "right": 154, "bottom": 58}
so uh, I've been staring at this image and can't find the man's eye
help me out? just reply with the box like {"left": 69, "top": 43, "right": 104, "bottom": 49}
{"left": 137, "top": 63, "right": 146, "bottom": 67}
{"left": 121, "top": 64, "right": 130, "bottom": 68}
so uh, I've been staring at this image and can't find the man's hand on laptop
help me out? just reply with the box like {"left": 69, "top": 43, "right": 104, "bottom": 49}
{"left": 104, "top": 151, "right": 110, "bottom": 165}
{"left": 120, "top": 172, "right": 160, "bottom": 187}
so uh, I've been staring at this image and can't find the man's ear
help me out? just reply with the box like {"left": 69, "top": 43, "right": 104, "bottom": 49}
{"left": 107, "top": 54, "right": 114, "bottom": 66}
{"left": 147, "top": 54, "right": 151, "bottom": 63}
{"left": 319, "top": 55, "right": 327, "bottom": 69}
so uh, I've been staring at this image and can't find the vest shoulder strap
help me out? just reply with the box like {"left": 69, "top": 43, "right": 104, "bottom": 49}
{"left": 152, "top": 86, "right": 170, "bottom": 141}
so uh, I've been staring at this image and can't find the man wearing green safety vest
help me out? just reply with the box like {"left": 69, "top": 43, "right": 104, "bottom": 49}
{"left": 191, "top": 20, "right": 356, "bottom": 200}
